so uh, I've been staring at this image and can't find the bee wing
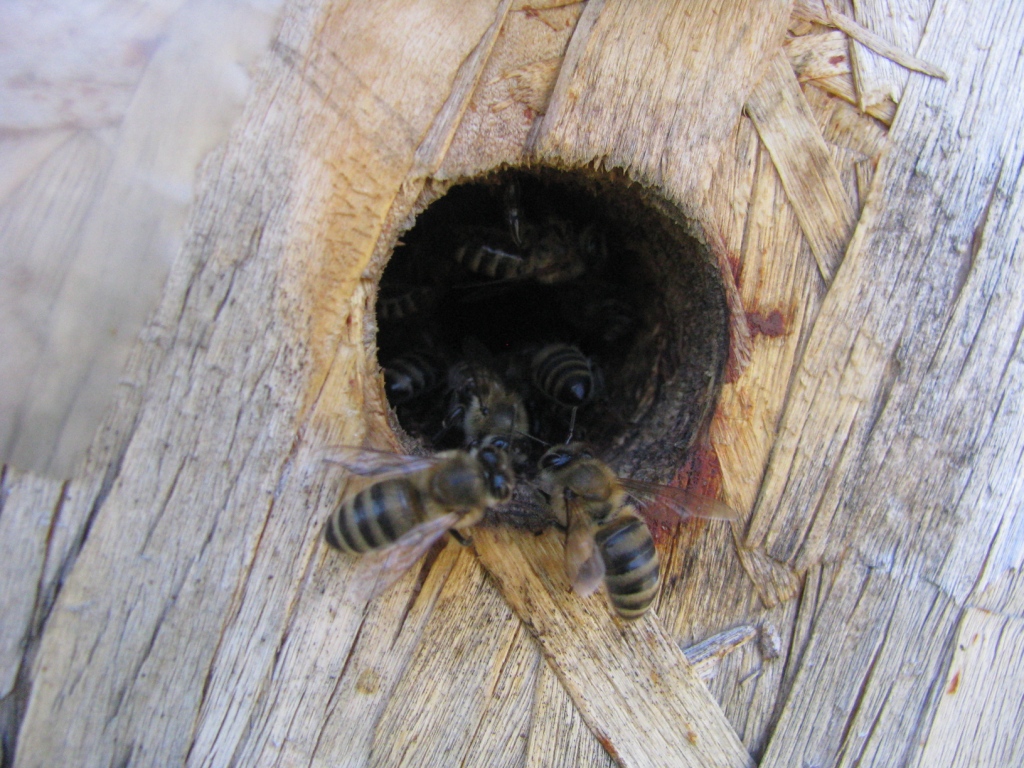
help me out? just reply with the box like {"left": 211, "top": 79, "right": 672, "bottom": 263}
{"left": 354, "top": 512, "right": 461, "bottom": 602}
{"left": 564, "top": 497, "right": 604, "bottom": 597}
{"left": 318, "top": 446, "right": 443, "bottom": 477}
{"left": 618, "top": 477, "right": 741, "bottom": 522}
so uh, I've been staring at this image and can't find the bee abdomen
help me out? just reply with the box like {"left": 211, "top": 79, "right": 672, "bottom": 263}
{"left": 596, "top": 515, "right": 660, "bottom": 620}
{"left": 455, "top": 242, "right": 527, "bottom": 280}
{"left": 532, "top": 343, "right": 593, "bottom": 407}
{"left": 378, "top": 286, "right": 436, "bottom": 323}
{"left": 325, "top": 479, "right": 426, "bottom": 553}
{"left": 384, "top": 352, "right": 443, "bottom": 404}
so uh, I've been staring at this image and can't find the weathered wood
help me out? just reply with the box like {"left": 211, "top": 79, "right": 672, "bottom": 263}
{"left": 526, "top": 664, "right": 615, "bottom": 768}
{"left": 0, "top": 470, "right": 63, "bottom": 697}
{"left": 13, "top": 1, "right": 509, "bottom": 765}
{"left": 474, "top": 527, "right": 754, "bottom": 768}
{"left": 747, "top": 50, "right": 857, "bottom": 283}
{"left": 849, "top": 0, "right": 935, "bottom": 108}
{"left": 5, "top": 1, "right": 1024, "bottom": 767}
{"left": 915, "top": 608, "right": 1024, "bottom": 768}
{"left": 746, "top": 0, "right": 1024, "bottom": 764}
{"left": 532, "top": 0, "right": 792, "bottom": 209}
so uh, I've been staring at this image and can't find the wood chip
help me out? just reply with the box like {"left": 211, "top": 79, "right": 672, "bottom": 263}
{"left": 746, "top": 50, "right": 858, "bottom": 283}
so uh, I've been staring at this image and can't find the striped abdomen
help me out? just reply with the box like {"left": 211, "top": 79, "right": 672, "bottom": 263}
{"left": 532, "top": 344, "right": 593, "bottom": 407}
{"left": 595, "top": 514, "right": 660, "bottom": 620}
{"left": 378, "top": 286, "right": 436, "bottom": 323}
{"left": 455, "top": 241, "right": 528, "bottom": 280}
{"left": 325, "top": 478, "right": 428, "bottom": 553}
{"left": 384, "top": 352, "right": 443, "bottom": 404}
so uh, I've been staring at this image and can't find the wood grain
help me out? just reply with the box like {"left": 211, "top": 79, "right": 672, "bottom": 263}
{"left": 13, "top": 1, "right": 508, "bottom": 765}
{"left": 5, "top": 1, "right": 1024, "bottom": 767}
{"left": 915, "top": 609, "right": 1024, "bottom": 768}
{"left": 746, "top": 50, "right": 857, "bottom": 283}
{"left": 475, "top": 527, "right": 754, "bottom": 768}
{"left": 532, "top": 0, "right": 791, "bottom": 212}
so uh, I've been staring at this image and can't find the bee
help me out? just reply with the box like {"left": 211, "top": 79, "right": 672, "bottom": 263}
{"left": 537, "top": 443, "right": 738, "bottom": 619}
{"left": 377, "top": 283, "right": 440, "bottom": 323}
{"left": 503, "top": 178, "right": 524, "bottom": 247}
{"left": 453, "top": 215, "right": 592, "bottom": 290}
{"left": 530, "top": 343, "right": 594, "bottom": 440}
{"left": 323, "top": 442, "right": 515, "bottom": 597}
{"left": 560, "top": 283, "right": 636, "bottom": 345}
{"left": 453, "top": 235, "right": 529, "bottom": 281}
{"left": 383, "top": 351, "right": 446, "bottom": 406}
{"left": 531, "top": 343, "right": 594, "bottom": 409}
{"left": 443, "top": 361, "right": 530, "bottom": 451}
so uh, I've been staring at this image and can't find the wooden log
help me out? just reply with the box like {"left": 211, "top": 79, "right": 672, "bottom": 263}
{"left": 4, "top": 1, "right": 1024, "bottom": 767}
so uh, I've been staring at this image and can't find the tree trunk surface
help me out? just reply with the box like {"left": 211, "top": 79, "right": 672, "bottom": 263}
{"left": 2, "top": 1, "right": 1023, "bottom": 766}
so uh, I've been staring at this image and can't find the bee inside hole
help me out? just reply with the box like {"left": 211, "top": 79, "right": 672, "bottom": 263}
{"left": 372, "top": 167, "right": 730, "bottom": 524}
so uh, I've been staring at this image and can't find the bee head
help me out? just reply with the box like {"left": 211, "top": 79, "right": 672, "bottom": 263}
{"left": 473, "top": 442, "right": 514, "bottom": 502}
{"left": 539, "top": 443, "right": 593, "bottom": 472}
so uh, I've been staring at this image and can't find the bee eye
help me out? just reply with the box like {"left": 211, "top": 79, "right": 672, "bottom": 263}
{"left": 491, "top": 473, "right": 511, "bottom": 500}
{"left": 540, "top": 450, "right": 572, "bottom": 470}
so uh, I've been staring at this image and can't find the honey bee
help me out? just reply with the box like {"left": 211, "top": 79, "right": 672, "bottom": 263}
{"left": 537, "top": 443, "right": 738, "bottom": 619}
{"left": 377, "top": 283, "right": 440, "bottom": 323}
{"left": 530, "top": 343, "right": 594, "bottom": 441}
{"left": 453, "top": 215, "right": 592, "bottom": 289}
{"left": 503, "top": 178, "right": 524, "bottom": 247}
{"left": 323, "top": 442, "right": 515, "bottom": 597}
{"left": 531, "top": 343, "right": 594, "bottom": 408}
{"left": 443, "top": 361, "right": 530, "bottom": 453}
{"left": 383, "top": 351, "right": 446, "bottom": 406}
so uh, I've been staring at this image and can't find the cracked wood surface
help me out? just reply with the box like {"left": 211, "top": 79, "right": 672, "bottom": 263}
{"left": 3, "top": 0, "right": 1024, "bottom": 766}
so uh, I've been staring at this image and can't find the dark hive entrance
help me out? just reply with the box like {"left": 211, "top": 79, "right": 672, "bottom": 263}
{"left": 375, "top": 168, "right": 729, "bottom": 481}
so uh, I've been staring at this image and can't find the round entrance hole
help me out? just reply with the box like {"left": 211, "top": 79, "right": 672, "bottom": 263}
{"left": 374, "top": 168, "right": 729, "bottom": 486}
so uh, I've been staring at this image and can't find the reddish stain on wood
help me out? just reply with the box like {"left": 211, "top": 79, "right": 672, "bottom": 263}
{"left": 644, "top": 445, "right": 724, "bottom": 547}
{"left": 747, "top": 309, "right": 786, "bottom": 338}
{"left": 829, "top": 55, "right": 847, "bottom": 66}
{"left": 946, "top": 670, "right": 960, "bottom": 695}
{"left": 594, "top": 730, "right": 621, "bottom": 762}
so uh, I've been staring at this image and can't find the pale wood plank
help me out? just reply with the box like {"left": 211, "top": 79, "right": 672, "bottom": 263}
{"left": 825, "top": 0, "right": 946, "bottom": 81}
{"left": 785, "top": 29, "right": 853, "bottom": 84}
{"left": 0, "top": 470, "right": 64, "bottom": 697}
{"left": 760, "top": 558, "right": 961, "bottom": 767}
{"left": 795, "top": 0, "right": 945, "bottom": 80}
{"left": 709, "top": 135, "right": 823, "bottom": 605}
{"left": 745, "top": 5, "right": 1024, "bottom": 763}
{"left": 459, "top": 623, "right": 542, "bottom": 768}
{"left": 532, "top": 0, "right": 791, "bottom": 211}
{"left": 475, "top": 527, "right": 754, "bottom": 768}
{"left": 803, "top": 83, "right": 889, "bottom": 162}
{"left": 437, "top": 0, "right": 585, "bottom": 181}
{"left": 525, "top": 664, "right": 615, "bottom": 768}
{"left": 193, "top": 540, "right": 463, "bottom": 767}
{"left": 745, "top": 0, "right": 1024, "bottom": 583}
{"left": 746, "top": 50, "right": 858, "bottom": 283}
{"left": 914, "top": 609, "right": 1024, "bottom": 768}
{"left": 12, "top": 1, "right": 508, "bottom": 765}
{"left": 366, "top": 547, "right": 523, "bottom": 768}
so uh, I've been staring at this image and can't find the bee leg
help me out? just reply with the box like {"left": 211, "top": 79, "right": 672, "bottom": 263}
{"left": 449, "top": 529, "right": 474, "bottom": 547}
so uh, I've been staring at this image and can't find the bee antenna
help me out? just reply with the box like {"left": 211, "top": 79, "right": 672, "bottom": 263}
{"left": 514, "top": 428, "right": 550, "bottom": 448}
{"left": 565, "top": 407, "right": 578, "bottom": 444}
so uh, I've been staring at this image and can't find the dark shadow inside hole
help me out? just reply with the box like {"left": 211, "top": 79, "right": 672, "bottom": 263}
{"left": 375, "top": 168, "right": 729, "bottom": 488}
